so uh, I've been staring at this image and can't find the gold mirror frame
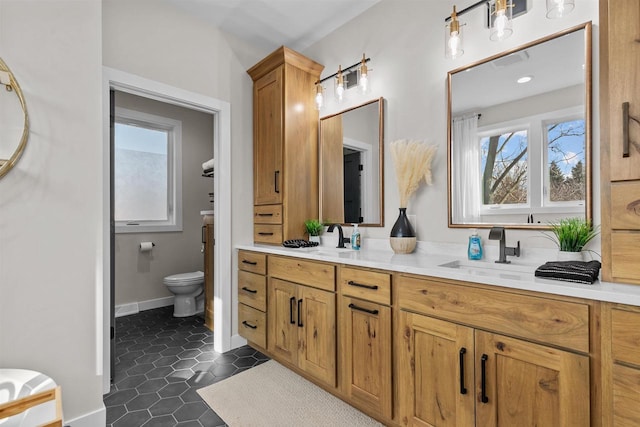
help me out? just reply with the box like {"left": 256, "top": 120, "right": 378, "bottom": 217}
{"left": 447, "top": 23, "right": 592, "bottom": 230}
{"left": 0, "top": 57, "right": 29, "bottom": 179}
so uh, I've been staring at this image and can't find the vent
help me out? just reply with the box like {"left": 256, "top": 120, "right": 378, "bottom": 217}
{"left": 491, "top": 50, "right": 530, "bottom": 69}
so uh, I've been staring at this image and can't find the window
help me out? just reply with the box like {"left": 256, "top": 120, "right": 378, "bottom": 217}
{"left": 480, "top": 128, "right": 528, "bottom": 206}
{"left": 545, "top": 118, "right": 586, "bottom": 203}
{"left": 114, "top": 108, "right": 182, "bottom": 233}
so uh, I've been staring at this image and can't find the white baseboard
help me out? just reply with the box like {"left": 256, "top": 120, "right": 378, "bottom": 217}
{"left": 230, "top": 334, "right": 247, "bottom": 350}
{"left": 115, "top": 296, "right": 173, "bottom": 318}
{"left": 65, "top": 405, "right": 105, "bottom": 427}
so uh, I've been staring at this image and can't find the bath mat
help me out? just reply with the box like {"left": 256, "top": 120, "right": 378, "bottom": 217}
{"left": 197, "top": 360, "right": 383, "bottom": 427}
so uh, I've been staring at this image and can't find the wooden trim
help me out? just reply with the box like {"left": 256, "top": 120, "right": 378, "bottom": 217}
{"left": 247, "top": 46, "right": 323, "bottom": 82}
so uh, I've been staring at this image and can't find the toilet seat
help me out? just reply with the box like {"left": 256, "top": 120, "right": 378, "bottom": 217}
{"left": 163, "top": 271, "right": 204, "bottom": 287}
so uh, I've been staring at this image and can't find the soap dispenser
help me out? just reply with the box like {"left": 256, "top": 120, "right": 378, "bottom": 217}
{"left": 351, "top": 224, "right": 361, "bottom": 250}
{"left": 468, "top": 229, "right": 483, "bottom": 260}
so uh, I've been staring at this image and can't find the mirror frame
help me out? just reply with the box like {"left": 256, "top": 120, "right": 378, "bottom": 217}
{"left": 447, "top": 22, "right": 592, "bottom": 230}
{"left": 319, "top": 97, "right": 385, "bottom": 227}
{"left": 0, "top": 57, "right": 29, "bottom": 179}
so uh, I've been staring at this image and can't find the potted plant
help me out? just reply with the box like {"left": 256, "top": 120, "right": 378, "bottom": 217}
{"left": 304, "top": 219, "right": 323, "bottom": 243}
{"left": 544, "top": 217, "right": 599, "bottom": 261}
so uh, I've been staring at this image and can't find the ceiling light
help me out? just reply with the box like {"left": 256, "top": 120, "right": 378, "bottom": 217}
{"left": 314, "top": 83, "right": 324, "bottom": 110}
{"left": 358, "top": 54, "right": 370, "bottom": 93}
{"left": 335, "top": 65, "right": 345, "bottom": 103}
{"left": 517, "top": 75, "right": 533, "bottom": 84}
{"left": 445, "top": 6, "right": 464, "bottom": 59}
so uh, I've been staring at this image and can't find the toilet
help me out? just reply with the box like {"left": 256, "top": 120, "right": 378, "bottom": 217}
{"left": 163, "top": 271, "right": 205, "bottom": 317}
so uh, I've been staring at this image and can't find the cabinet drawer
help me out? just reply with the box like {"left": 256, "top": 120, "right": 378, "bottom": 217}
{"left": 238, "top": 271, "right": 267, "bottom": 312}
{"left": 238, "top": 250, "right": 266, "bottom": 275}
{"left": 611, "top": 232, "right": 640, "bottom": 283}
{"left": 611, "top": 307, "right": 640, "bottom": 366}
{"left": 238, "top": 303, "right": 267, "bottom": 348}
{"left": 396, "top": 275, "right": 590, "bottom": 353}
{"left": 611, "top": 181, "right": 640, "bottom": 230}
{"left": 339, "top": 267, "right": 391, "bottom": 305}
{"left": 254, "top": 204, "right": 283, "bottom": 224}
{"left": 254, "top": 224, "right": 283, "bottom": 244}
{"left": 269, "top": 256, "right": 335, "bottom": 292}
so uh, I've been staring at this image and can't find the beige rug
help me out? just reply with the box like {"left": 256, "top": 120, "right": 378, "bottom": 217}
{"left": 197, "top": 360, "right": 384, "bottom": 427}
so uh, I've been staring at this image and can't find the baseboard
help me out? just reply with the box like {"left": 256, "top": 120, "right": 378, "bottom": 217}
{"left": 115, "top": 296, "right": 173, "bottom": 318}
{"left": 65, "top": 404, "right": 105, "bottom": 427}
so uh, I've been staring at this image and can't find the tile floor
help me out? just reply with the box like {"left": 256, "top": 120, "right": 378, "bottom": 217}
{"left": 104, "top": 306, "right": 268, "bottom": 427}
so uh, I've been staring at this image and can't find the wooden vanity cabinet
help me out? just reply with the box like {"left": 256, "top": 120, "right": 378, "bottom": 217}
{"left": 247, "top": 47, "right": 323, "bottom": 244}
{"left": 338, "top": 267, "right": 393, "bottom": 419}
{"left": 395, "top": 274, "right": 591, "bottom": 427}
{"left": 237, "top": 251, "right": 268, "bottom": 349}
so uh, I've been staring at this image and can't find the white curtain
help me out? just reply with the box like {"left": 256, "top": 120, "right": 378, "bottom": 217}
{"left": 452, "top": 115, "right": 481, "bottom": 223}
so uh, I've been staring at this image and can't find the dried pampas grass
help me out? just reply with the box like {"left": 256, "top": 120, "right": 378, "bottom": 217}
{"left": 390, "top": 139, "right": 437, "bottom": 208}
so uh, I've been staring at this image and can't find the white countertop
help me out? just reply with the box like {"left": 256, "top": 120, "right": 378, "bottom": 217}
{"left": 236, "top": 240, "right": 640, "bottom": 306}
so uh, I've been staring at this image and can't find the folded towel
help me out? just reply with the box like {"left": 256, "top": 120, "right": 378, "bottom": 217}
{"left": 534, "top": 260, "right": 601, "bottom": 284}
{"left": 202, "top": 158, "right": 214, "bottom": 170}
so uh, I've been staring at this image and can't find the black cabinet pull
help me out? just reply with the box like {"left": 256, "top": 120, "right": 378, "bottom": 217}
{"left": 623, "top": 102, "right": 640, "bottom": 158}
{"left": 347, "top": 280, "right": 379, "bottom": 290}
{"left": 257, "top": 213, "right": 274, "bottom": 217}
{"left": 258, "top": 232, "right": 274, "bottom": 236}
{"left": 201, "top": 226, "right": 206, "bottom": 244}
{"left": 348, "top": 303, "right": 379, "bottom": 315}
{"left": 242, "top": 260, "right": 257, "bottom": 266}
{"left": 274, "top": 170, "right": 280, "bottom": 193}
{"left": 480, "top": 354, "right": 489, "bottom": 403}
{"left": 459, "top": 348, "right": 467, "bottom": 395}
{"left": 289, "top": 297, "right": 296, "bottom": 324}
{"left": 242, "top": 321, "right": 257, "bottom": 330}
{"left": 297, "top": 299, "right": 303, "bottom": 327}
{"left": 241, "top": 287, "right": 257, "bottom": 294}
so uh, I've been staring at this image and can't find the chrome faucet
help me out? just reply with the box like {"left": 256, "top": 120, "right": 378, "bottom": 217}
{"left": 327, "top": 224, "right": 350, "bottom": 248}
{"left": 488, "top": 227, "right": 520, "bottom": 264}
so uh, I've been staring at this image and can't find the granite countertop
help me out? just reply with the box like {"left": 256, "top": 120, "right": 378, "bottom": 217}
{"left": 236, "top": 240, "right": 640, "bottom": 306}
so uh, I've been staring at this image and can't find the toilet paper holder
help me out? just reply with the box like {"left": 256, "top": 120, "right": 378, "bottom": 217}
{"left": 139, "top": 242, "right": 156, "bottom": 252}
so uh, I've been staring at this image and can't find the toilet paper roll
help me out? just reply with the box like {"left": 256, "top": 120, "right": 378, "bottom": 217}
{"left": 139, "top": 242, "right": 154, "bottom": 252}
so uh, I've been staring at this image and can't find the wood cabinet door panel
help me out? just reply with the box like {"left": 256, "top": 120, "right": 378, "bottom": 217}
{"left": 611, "top": 231, "right": 640, "bottom": 284}
{"left": 267, "top": 278, "right": 297, "bottom": 365}
{"left": 611, "top": 182, "right": 640, "bottom": 229}
{"left": 475, "top": 331, "right": 590, "bottom": 427}
{"left": 611, "top": 307, "right": 640, "bottom": 366}
{"left": 613, "top": 364, "right": 640, "bottom": 426}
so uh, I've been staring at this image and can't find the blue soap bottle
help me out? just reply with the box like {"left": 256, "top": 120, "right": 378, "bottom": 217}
{"left": 468, "top": 229, "right": 483, "bottom": 260}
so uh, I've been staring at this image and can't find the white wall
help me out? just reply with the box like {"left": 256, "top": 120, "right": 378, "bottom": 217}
{"left": 305, "top": 0, "right": 599, "bottom": 252}
{"left": 0, "top": 1, "right": 105, "bottom": 423}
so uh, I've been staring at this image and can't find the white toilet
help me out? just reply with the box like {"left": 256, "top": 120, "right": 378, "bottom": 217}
{"left": 163, "top": 271, "right": 205, "bottom": 317}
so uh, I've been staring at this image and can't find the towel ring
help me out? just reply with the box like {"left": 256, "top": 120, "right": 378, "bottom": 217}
{"left": 0, "top": 57, "right": 29, "bottom": 179}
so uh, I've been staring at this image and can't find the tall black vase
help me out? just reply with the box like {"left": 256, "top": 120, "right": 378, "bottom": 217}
{"left": 390, "top": 207, "right": 417, "bottom": 254}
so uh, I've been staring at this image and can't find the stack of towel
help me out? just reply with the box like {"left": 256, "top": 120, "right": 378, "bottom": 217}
{"left": 534, "top": 260, "right": 601, "bottom": 284}
{"left": 202, "top": 158, "right": 214, "bottom": 177}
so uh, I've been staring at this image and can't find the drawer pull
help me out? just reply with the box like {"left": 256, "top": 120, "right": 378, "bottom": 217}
{"left": 258, "top": 232, "right": 274, "bottom": 236}
{"left": 297, "top": 299, "right": 304, "bottom": 327}
{"left": 623, "top": 102, "right": 640, "bottom": 158}
{"left": 459, "top": 348, "right": 467, "bottom": 395}
{"left": 257, "top": 213, "right": 274, "bottom": 217}
{"left": 348, "top": 303, "right": 379, "bottom": 315}
{"left": 289, "top": 297, "right": 296, "bottom": 324}
{"left": 480, "top": 354, "right": 489, "bottom": 403}
{"left": 347, "top": 280, "right": 379, "bottom": 290}
{"left": 274, "top": 170, "right": 280, "bottom": 193}
{"left": 242, "top": 321, "right": 257, "bottom": 330}
{"left": 242, "top": 260, "right": 257, "bottom": 266}
{"left": 241, "top": 287, "right": 257, "bottom": 294}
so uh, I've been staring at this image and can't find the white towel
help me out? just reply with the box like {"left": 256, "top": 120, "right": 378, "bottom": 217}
{"left": 202, "top": 158, "right": 214, "bottom": 170}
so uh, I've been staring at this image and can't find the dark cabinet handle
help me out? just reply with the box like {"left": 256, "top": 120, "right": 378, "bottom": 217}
{"left": 297, "top": 299, "right": 303, "bottom": 327}
{"left": 274, "top": 170, "right": 280, "bottom": 193}
{"left": 257, "top": 213, "right": 274, "bottom": 217}
{"left": 289, "top": 297, "right": 296, "bottom": 324}
{"left": 459, "top": 348, "right": 467, "bottom": 395}
{"left": 241, "top": 287, "right": 257, "bottom": 294}
{"left": 242, "top": 260, "right": 257, "bottom": 266}
{"left": 623, "top": 102, "right": 640, "bottom": 158}
{"left": 242, "top": 321, "right": 257, "bottom": 330}
{"left": 201, "top": 226, "right": 206, "bottom": 244}
{"left": 481, "top": 354, "right": 489, "bottom": 403}
{"left": 348, "top": 303, "right": 379, "bottom": 315}
{"left": 347, "top": 280, "right": 379, "bottom": 290}
{"left": 258, "top": 232, "right": 274, "bottom": 236}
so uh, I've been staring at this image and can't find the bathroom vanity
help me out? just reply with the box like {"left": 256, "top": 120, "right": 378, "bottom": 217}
{"left": 236, "top": 243, "right": 640, "bottom": 426}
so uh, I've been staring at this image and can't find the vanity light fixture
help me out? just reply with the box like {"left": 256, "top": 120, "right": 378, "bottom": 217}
{"left": 546, "top": 0, "right": 574, "bottom": 19}
{"left": 445, "top": 6, "right": 464, "bottom": 59}
{"left": 358, "top": 54, "right": 370, "bottom": 93}
{"left": 314, "top": 54, "right": 372, "bottom": 109}
{"left": 489, "top": 0, "right": 513, "bottom": 41}
{"left": 315, "top": 83, "right": 324, "bottom": 110}
{"left": 335, "top": 65, "right": 345, "bottom": 102}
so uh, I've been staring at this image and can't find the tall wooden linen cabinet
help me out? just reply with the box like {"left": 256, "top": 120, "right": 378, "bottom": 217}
{"left": 247, "top": 47, "right": 324, "bottom": 244}
{"left": 600, "top": 0, "right": 640, "bottom": 284}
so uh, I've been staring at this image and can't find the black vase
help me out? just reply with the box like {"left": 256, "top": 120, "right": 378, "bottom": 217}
{"left": 390, "top": 208, "right": 417, "bottom": 254}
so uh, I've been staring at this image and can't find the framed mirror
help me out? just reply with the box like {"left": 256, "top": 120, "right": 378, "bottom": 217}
{"left": 0, "top": 58, "right": 29, "bottom": 179}
{"left": 447, "top": 23, "right": 591, "bottom": 229}
{"left": 319, "top": 97, "right": 384, "bottom": 227}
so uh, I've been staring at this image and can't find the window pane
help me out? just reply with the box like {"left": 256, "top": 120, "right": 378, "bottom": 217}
{"left": 547, "top": 119, "right": 585, "bottom": 202}
{"left": 480, "top": 130, "right": 528, "bottom": 205}
{"left": 114, "top": 123, "right": 169, "bottom": 221}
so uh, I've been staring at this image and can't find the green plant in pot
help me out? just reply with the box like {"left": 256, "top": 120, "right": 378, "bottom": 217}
{"left": 304, "top": 219, "right": 323, "bottom": 243}
{"left": 544, "top": 217, "right": 599, "bottom": 261}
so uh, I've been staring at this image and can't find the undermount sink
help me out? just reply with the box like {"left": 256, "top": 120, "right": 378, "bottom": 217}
{"left": 438, "top": 259, "right": 538, "bottom": 279}
{"left": 302, "top": 246, "right": 354, "bottom": 256}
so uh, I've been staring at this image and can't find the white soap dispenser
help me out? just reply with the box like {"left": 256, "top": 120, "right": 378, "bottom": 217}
{"left": 351, "top": 224, "right": 361, "bottom": 250}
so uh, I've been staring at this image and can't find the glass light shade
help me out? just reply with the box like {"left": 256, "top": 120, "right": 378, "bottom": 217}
{"left": 335, "top": 69, "right": 345, "bottom": 103}
{"left": 445, "top": 24, "right": 464, "bottom": 59}
{"left": 490, "top": 0, "right": 513, "bottom": 41}
{"left": 546, "top": 0, "right": 575, "bottom": 18}
{"left": 315, "top": 85, "right": 324, "bottom": 110}
{"left": 358, "top": 54, "right": 370, "bottom": 93}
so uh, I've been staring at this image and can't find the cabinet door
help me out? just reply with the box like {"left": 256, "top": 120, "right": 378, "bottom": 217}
{"left": 612, "top": 364, "right": 640, "bottom": 426}
{"left": 475, "top": 331, "right": 590, "bottom": 427}
{"left": 607, "top": 1, "right": 640, "bottom": 181}
{"left": 267, "top": 278, "right": 297, "bottom": 365}
{"left": 297, "top": 285, "right": 336, "bottom": 387}
{"left": 340, "top": 296, "right": 392, "bottom": 419}
{"left": 396, "top": 311, "right": 475, "bottom": 427}
{"left": 254, "top": 67, "right": 283, "bottom": 205}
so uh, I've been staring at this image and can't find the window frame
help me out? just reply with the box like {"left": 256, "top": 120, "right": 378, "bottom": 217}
{"left": 114, "top": 107, "right": 182, "bottom": 233}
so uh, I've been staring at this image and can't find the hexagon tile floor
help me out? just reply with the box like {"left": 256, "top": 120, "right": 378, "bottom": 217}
{"left": 104, "top": 306, "right": 269, "bottom": 427}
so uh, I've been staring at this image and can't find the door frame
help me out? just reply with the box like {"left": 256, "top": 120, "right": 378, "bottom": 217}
{"left": 101, "top": 67, "right": 232, "bottom": 393}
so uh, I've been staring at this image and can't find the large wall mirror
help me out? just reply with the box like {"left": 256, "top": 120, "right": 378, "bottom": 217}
{"left": 448, "top": 23, "right": 592, "bottom": 229}
{"left": 320, "top": 97, "right": 384, "bottom": 227}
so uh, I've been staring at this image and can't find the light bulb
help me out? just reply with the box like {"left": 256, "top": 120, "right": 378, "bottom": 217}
{"left": 336, "top": 83, "right": 345, "bottom": 102}
{"left": 359, "top": 73, "right": 368, "bottom": 93}
{"left": 445, "top": 6, "right": 463, "bottom": 59}
{"left": 490, "top": 1, "right": 512, "bottom": 42}
{"left": 495, "top": 11, "right": 507, "bottom": 38}
{"left": 358, "top": 54, "right": 369, "bottom": 94}
{"left": 315, "top": 90, "right": 323, "bottom": 110}
{"left": 546, "top": 0, "right": 574, "bottom": 18}
{"left": 448, "top": 31, "right": 461, "bottom": 58}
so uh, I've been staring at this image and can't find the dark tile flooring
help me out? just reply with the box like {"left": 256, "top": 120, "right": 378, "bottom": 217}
{"left": 104, "top": 306, "right": 268, "bottom": 427}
